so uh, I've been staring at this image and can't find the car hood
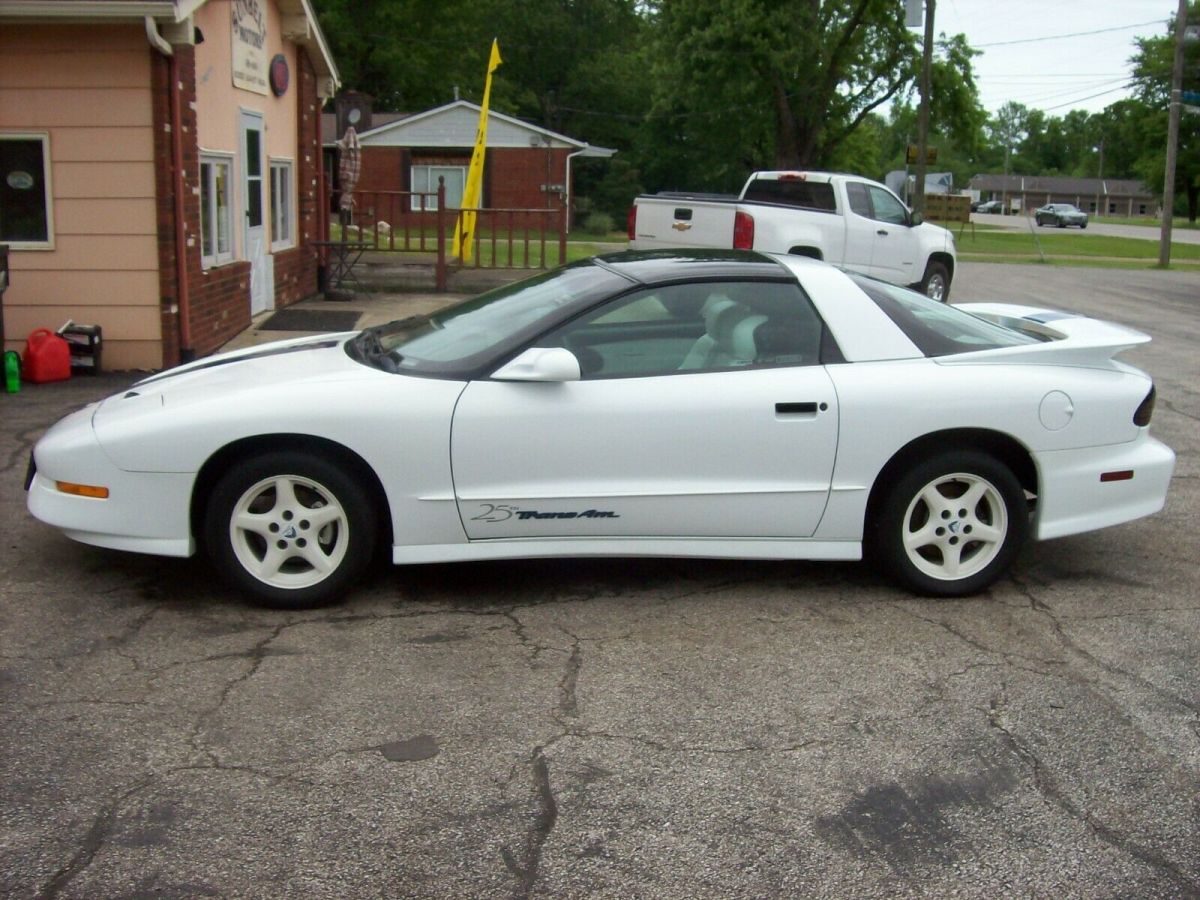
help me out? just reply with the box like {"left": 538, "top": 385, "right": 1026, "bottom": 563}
{"left": 93, "top": 332, "right": 371, "bottom": 428}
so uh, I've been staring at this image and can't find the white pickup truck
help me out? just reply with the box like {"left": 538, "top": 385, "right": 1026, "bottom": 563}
{"left": 628, "top": 171, "right": 958, "bottom": 301}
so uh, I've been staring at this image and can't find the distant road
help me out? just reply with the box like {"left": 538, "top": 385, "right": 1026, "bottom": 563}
{"left": 971, "top": 211, "right": 1200, "bottom": 246}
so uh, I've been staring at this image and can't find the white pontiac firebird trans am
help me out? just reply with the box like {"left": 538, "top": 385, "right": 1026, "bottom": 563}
{"left": 27, "top": 250, "right": 1174, "bottom": 608}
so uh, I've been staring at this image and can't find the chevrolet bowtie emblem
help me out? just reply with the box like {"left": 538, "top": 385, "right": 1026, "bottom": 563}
{"left": 672, "top": 222, "right": 692, "bottom": 231}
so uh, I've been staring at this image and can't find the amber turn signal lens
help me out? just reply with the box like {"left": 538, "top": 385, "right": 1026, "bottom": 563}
{"left": 56, "top": 481, "right": 110, "bottom": 499}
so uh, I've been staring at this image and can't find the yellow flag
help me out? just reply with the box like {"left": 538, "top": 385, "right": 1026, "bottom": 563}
{"left": 453, "top": 40, "right": 502, "bottom": 262}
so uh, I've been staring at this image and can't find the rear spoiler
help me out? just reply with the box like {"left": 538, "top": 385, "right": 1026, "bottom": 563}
{"left": 949, "top": 303, "right": 1151, "bottom": 366}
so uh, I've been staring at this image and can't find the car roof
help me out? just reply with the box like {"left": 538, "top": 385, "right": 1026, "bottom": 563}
{"left": 592, "top": 248, "right": 789, "bottom": 284}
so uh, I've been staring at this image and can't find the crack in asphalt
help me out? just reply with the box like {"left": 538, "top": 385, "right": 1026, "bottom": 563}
{"left": 1010, "top": 575, "right": 1200, "bottom": 718}
{"left": 500, "top": 746, "right": 558, "bottom": 900}
{"left": 31, "top": 761, "right": 319, "bottom": 899}
{"left": 987, "top": 691, "right": 1200, "bottom": 895}
{"left": 1159, "top": 397, "right": 1200, "bottom": 423}
{"left": 34, "top": 778, "right": 153, "bottom": 900}
{"left": 186, "top": 621, "right": 291, "bottom": 766}
{"left": 557, "top": 631, "right": 582, "bottom": 719}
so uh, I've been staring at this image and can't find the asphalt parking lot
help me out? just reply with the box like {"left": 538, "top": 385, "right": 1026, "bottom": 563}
{"left": 2, "top": 263, "right": 1198, "bottom": 898}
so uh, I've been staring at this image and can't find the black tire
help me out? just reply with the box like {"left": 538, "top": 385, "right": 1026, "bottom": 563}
{"left": 204, "top": 450, "right": 377, "bottom": 609}
{"left": 1080, "top": 222, "right": 1088, "bottom": 229}
{"left": 870, "top": 451, "right": 1029, "bottom": 597}
{"left": 920, "top": 260, "right": 951, "bottom": 303}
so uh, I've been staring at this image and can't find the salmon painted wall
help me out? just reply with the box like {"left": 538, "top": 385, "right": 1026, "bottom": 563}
{"left": 0, "top": 25, "right": 162, "bottom": 370}
{"left": 194, "top": 0, "right": 299, "bottom": 254}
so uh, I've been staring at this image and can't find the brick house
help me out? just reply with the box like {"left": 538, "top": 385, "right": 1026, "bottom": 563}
{"left": 0, "top": 0, "right": 339, "bottom": 370}
{"left": 969, "top": 174, "right": 1157, "bottom": 218}
{"left": 322, "top": 100, "right": 616, "bottom": 231}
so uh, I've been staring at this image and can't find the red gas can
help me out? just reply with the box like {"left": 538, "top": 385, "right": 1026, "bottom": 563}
{"left": 24, "top": 328, "right": 72, "bottom": 384}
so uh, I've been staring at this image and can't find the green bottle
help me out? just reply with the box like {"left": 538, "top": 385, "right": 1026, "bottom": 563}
{"left": 4, "top": 349, "right": 20, "bottom": 393}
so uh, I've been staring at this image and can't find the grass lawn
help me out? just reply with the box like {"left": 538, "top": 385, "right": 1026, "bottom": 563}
{"left": 952, "top": 226, "right": 1200, "bottom": 266}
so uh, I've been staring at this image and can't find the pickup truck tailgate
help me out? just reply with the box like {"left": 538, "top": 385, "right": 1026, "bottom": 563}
{"left": 631, "top": 198, "right": 738, "bottom": 249}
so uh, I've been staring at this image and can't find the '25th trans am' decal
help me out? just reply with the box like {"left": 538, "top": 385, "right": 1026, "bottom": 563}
{"left": 471, "top": 504, "right": 619, "bottom": 523}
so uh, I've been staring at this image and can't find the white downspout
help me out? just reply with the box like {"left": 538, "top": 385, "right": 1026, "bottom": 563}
{"left": 564, "top": 147, "right": 589, "bottom": 235}
{"left": 145, "top": 15, "right": 172, "bottom": 56}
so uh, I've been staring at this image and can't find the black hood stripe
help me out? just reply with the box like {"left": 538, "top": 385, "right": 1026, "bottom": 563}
{"left": 135, "top": 340, "right": 343, "bottom": 387}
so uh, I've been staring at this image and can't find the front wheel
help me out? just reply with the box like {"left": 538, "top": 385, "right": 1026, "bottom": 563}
{"left": 919, "top": 260, "right": 951, "bottom": 303}
{"left": 871, "top": 452, "right": 1029, "bottom": 596}
{"left": 204, "top": 451, "right": 377, "bottom": 609}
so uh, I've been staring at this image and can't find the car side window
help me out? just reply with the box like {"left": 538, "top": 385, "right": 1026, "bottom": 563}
{"left": 538, "top": 281, "right": 826, "bottom": 379}
{"left": 846, "top": 182, "right": 873, "bottom": 218}
{"left": 866, "top": 185, "right": 909, "bottom": 225}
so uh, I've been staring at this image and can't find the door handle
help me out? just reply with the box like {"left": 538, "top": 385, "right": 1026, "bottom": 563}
{"left": 775, "top": 402, "right": 827, "bottom": 415}
{"left": 876, "top": 229, "right": 889, "bottom": 236}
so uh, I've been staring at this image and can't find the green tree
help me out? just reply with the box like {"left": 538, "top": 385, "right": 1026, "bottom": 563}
{"left": 1129, "top": 2, "right": 1200, "bottom": 219}
{"left": 644, "top": 0, "right": 922, "bottom": 187}
{"left": 987, "top": 101, "right": 1029, "bottom": 177}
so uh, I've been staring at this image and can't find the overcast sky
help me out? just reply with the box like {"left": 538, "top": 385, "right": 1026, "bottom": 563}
{"left": 930, "top": 0, "right": 1179, "bottom": 115}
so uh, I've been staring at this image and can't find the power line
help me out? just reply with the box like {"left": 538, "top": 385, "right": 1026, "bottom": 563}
{"left": 974, "top": 19, "right": 1164, "bottom": 48}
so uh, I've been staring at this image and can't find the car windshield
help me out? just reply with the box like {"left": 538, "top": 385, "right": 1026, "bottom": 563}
{"left": 848, "top": 274, "right": 1042, "bottom": 357}
{"left": 352, "top": 260, "right": 630, "bottom": 377}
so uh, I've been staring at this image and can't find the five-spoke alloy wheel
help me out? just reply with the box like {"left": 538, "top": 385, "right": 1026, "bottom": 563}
{"left": 205, "top": 451, "right": 376, "bottom": 608}
{"left": 874, "top": 452, "right": 1029, "bottom": 596}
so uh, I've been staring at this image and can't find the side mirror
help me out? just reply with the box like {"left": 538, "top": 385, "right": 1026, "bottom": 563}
{"left": 909, "top": 211, "right": 924, "bottom": 227}
{"left": 491, "top": 347, "right": 581, "bottom": 382}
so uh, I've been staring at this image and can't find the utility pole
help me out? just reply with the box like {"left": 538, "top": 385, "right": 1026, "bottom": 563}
{"left": 1159, "top": 0, "right": 1188, "bottom": 267}
{"left": 913, "top": 0, "right": 936, "bottom": 217}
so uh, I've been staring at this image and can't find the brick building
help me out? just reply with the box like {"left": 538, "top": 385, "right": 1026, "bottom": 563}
{"left": 1, "top": 0, "right": 339, "bottom": 370}
{"left": 322, "top": 100, "right": 616, "bottom": 231}
{"left": 969, "top": 174, "right": 1157, "bottom": 218}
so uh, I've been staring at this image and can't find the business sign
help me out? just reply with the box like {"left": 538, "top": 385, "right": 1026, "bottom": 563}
{"left": 232, "top": 0, "right": 269, "bottom": 95}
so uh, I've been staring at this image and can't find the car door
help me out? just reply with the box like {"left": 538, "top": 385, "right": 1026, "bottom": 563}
{"left": 865, "top": 184, "right": 921, "bottom": 285}
{"left": 450, "top": 280, "right": 840, "bottom": 540}
{"left": 842, "top": 181, "right": 877, "bottom": 274}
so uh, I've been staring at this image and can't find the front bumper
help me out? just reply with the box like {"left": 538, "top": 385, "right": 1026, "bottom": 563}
{"left": 26, "top": 406, "right": 196, "bottom": 557}
{"left": 1033, "top": 435, "right": 1175, "bottom": 541}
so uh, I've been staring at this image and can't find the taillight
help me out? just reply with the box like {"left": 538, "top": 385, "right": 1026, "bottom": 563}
{"left": 627, "top": 205, "right": 637, "bottom": 241}
{"left": 733, "top": 211, "right": 754, "bottom": 249}
{"left": 1133, "top": 384, "right": 1156, "bottom": 426}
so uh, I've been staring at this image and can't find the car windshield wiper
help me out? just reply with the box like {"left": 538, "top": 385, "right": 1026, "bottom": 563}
{"left": 351, "top": 326, "right": 400, "bottom": 373}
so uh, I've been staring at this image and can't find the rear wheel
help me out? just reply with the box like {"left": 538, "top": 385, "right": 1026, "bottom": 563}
{"left": 920, "top": 261, "right": 951, "bottom": 303}
{"left": 872, "top": 452, "right": 1028, "bottom": 596}
{"left": 204, "top": 451, "right": 377, "bottom": 609}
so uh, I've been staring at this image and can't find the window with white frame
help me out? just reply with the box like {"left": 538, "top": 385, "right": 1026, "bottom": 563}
{"left": 199, "top": 153, "right": 234, "bottom": 266}
{"left": 270, "top": 159, "right": 294, "bottom": 250}
{"left": 0, "top": 133, "right": 53, "bottom": 248}
{"left": 410, "top": 165, "right": 466, "bottom": 211}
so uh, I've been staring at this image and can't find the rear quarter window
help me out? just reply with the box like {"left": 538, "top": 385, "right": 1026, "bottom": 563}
{"left": 849, "top": 275, "right": 1042, "bottom": 357}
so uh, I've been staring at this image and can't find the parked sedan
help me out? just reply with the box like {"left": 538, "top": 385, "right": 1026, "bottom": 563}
{"left": 974, "top": 200, "right": 1005, "bottom": 214}
{"left": 27, "top": 250, "right": 1174, "bottom": 608}
{"left": 1036, "top": 203, "right": 1089, "bottom": 228}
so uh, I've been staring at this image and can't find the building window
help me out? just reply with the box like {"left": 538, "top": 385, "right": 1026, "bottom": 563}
{"left": 270, "top": 159, "right": 293, "bottom": 250}
{"left": 0, "top": 133, "right": 53, "bottom": 248}
{"left": 411, "top": 165, "right": 465, "bottom": 211}
{"left": 200, "top": 154, "right": 234, "bottom": 267}
{"left": 1139, "top": 204, "right": 1147, "bottom": 215}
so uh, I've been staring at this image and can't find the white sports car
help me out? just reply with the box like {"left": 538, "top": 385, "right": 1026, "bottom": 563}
{"left": 27, "top": 251, "right": 1174, "bottom": 608}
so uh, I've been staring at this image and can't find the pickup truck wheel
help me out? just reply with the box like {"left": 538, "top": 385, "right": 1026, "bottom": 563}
{"left": 920, "top": 261, "right": 951, "bottom": 303}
